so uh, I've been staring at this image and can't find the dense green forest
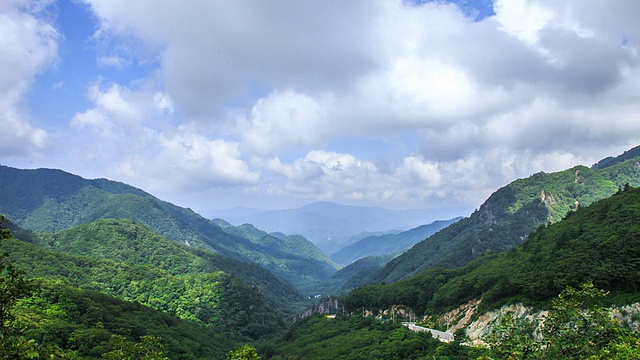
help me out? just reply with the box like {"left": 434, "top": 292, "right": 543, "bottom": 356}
{"left": 372, "top": 152, "right": 640, "bottom": 284}
{"left": 346, "top": 185, "right": 640, "bottom": 316}
{"left": 0, "top": 217, "right": 240, "bottom": 359}
{"left": 0, "top": 165, "right": 337, "bottom": 291}
{"left": 263, "top": 314, "right": 485, "bottom": 359}
{"left": 2, "top": 148, "right": 640, "bottom": 359}
{"left": 28, "top": 218, "right": 303, "bottom": 313}
{"left": 1, "top": 227, "right": 291, "bottom": 341}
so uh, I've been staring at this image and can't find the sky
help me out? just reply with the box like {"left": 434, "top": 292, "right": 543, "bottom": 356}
{"left": 2, "top": 0, "right": 640, "bottom": 216}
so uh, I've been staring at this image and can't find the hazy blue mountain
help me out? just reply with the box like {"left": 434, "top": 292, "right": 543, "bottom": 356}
{"left": 330, "top": 217, "right": 462, "bottom": 265}
{"left": 371, "top": 146, "right": 640, "bottom": 284}
{"left": 211, "top": 201, "right": 469, "bottom": 254}
{"left": 0, "top": 165, "right": 337, "bottom": 290}
{"left": 591, "top": 144, "right": 640, "bottom": 169}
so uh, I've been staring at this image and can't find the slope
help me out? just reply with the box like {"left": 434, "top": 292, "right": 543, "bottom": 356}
{"left": 0, "top": 165, "right": 337, "bottom": 290}
{"left": 373, "top": 148, "right": 640, "bottom": 284}
{"left": 330, "top": 218, "right": 461, "bottom": 265}
{"left": 15, "top": 279, "right": 236, "bottom": 359}
{"left": 213, "top": 219, "right": 339, "bottom": 292}
{"left": 2, "top": 231, "right": 287, "bottom": 340}
{"left": 30, "top": 218, "right": 303, "bottom": 312}
{"left": 346, "top": 185, "right": 640, "bottom": 316}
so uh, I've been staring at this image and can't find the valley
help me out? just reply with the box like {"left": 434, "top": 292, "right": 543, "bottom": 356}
{"left": 1, "top": 146, "right": 640, "bottom": 358}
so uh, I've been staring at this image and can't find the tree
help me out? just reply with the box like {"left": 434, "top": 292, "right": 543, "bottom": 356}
{"left": 227, "top": 344, "right": 260, "bottom": 360}
{"left": 102, "top": 335, "right": 169, "bottom": 360}
{"left": 0, "top": 216, "right": 39, "bottom": 359}
{"left": 487, "top": 282, "right": 640, "bottom": 359}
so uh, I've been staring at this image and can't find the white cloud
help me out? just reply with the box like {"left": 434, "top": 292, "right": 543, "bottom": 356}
{"left": 67, "top": 81, "right": 258, "bottom": 193}
{"left": 7, "top": 0, "right": 640, "bottom": 212}
{"left": 0, "top": 1, "right": 57, "bottom": 156}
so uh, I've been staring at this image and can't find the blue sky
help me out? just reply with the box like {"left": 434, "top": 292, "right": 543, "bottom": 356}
{"left": 3, "top": 0, "right": 640, "bottom": 216}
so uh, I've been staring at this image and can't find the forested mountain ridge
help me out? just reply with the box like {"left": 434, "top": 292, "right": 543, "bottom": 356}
{"left": 372, "top": 149, "right": 640, "bottom": 284}
{"left": 330, "top": 217, "right": 461, "bottom": 265}
{"left": 28, "top": 218, "right": 303, "bottom": 310}
{"left": 213, "top": 219, "right": 339, "bottom": 292}
{"left": 0, "top": 165, "right": 337, "bottom": 290}
{"left": 0, "top": 218, "right": 259, "bottom": 358}
{"left": 346, "top": 185, "right": 640, "bottom": 317}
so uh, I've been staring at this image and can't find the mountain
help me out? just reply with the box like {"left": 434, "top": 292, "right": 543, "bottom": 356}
{"left": 345, "top": 185, "right": 640, "bottom": 316}
{"left": 211, "top": 201, "right": 469, "bottom": 254}
{"left": 371, "top": 147, "right": 640, "bottom": 284}
{"left": 30, "top": 218, "right": 303, "bottom": 312}
{"left": 330, "top": 218, "right": 461, "bottom": 265}
{"left": 315, "top": 255, "right": 394, "bottom": 295}
{"left": 3, "top": 228, "right": 287, "bottom": 340}
{"left": 15, "top": 279, "right": 236, "bottom": 358}
{"left": 591, "top": 144, "right": 640, "bottom": 169}
{"left": 0, "top": 165, "right": 336, "bottom": 290}
{"left": 212, "top": 219, "right": 339, "bottom": 292}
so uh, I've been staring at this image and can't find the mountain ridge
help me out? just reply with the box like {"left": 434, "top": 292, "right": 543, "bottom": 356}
{"left": 0, "top": 165, "right": 336, "bottom": 291}
{"left": 370, "top": 148, "right": 640, "bottom": 284}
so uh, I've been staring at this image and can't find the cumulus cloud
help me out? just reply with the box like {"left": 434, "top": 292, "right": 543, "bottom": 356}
{"left": 0, "top": 0, "right": 57, "bottom": 156}
{"left": 67, "top": 82, "right": 258, "bottom": 193}
{"left": 5, "top": 0, "right": 640, "bottom": 211}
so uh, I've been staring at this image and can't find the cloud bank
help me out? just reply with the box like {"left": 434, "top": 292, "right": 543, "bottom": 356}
{"left": 3, "top": 0, "right": 640, "bottom": 213}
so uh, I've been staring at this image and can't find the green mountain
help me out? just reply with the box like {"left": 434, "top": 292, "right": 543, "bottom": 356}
{"left": 213, "top": 219, "right": 339, "bottom": 292}
{"left": 0, "top": 165, "right": 336, "bottom": 290}
{"left": 16, "top": 279, "right": 235, "bottom": 359}
{"left": 2, "top": 232, "right": 286, "bottom": 341}
{"left": 372, "top": 147, "right": 640, "bottom": 284}
{"left": 30, "top": 218, "right": 303, "bottom": 312}
{"left": 345, "top": 185, "right": 640, "bottom": 316}
{"left": 330, "top": 218, "right": 461, "bottom": 265}
{"left": 316, "top": 255, "right": 394, "bottom": 295}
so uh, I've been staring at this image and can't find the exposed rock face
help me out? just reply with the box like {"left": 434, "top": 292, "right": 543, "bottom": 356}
{"left": 613, "top": 303, "right": 640, "bottom": 331}
{"left": 438, "top": 299, "right": 481, "bottom": 334}
{"left": 464, "top": 304, "right": 547, "bottom": 345}
{"left": 436, "top": 300, "right": 640, "bottom": 345}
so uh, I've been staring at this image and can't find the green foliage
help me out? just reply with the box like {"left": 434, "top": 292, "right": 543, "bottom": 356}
{"left": 227, "top": 344, "right": 260, "bottom": 360}
{"left": 101, "top": 335, "right": 169, "bottom": 360}
{"left": 1, "top": 232, "right": 287, "bottom": 341}
{"left": 13, "top": 279, "right": 233, "bottom": 358}
{"left": 486, "top": 283, "right": 640, "bottom": 359}
{"left": 374, "top": 155, "right": 640, "bottom": 284}
{"left": 347, "top": 186, "right": 640, "bottom": 316}
{"left": 0, "top": 165, "right": 337, "bottom": 292}
{"left": 30, "top": 218, "right": 303, "bottom": 315}
{"left": 317, "top": 255, "right": 393, "bottom": 295}
{"left": 265, "top": 315, "right": 483, "bottom": 359}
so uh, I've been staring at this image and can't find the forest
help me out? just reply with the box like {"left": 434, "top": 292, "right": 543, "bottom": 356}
{"left": 1, "top": 150, "right": 640, "bottom": 359}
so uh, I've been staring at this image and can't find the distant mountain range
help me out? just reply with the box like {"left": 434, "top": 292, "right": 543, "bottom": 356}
{"left": 210, "top": 201, "right": 470, "bottom": 254}
{"left": 330, "top": 218, "right": 462, "bottom": 265}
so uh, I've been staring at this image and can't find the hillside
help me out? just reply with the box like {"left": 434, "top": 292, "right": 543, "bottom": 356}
{"left": 346, "top": 185, "right": 640, "bottom": 316}
{"left": 15, "top": 279, "right": 236, "bottom": 358}
{"left": 315, "top": 255, "right": 394, "bottom": 295}
{"left": 0, "top": 165, "right": 337, "bottom": 290}
{"left": 372, "top": 149, "right": 640, "bottom": 284}
{"left": 30, "top": 218, "right": 303, "bottom": 312}
{"left": 213, "top": 219, "right": 339, "bottom": 292}
{"left": 330, "top": 218, "right": 461, "bottom": 265}
{"left": 2, "top": 231, "right": 288, "bottom": 341}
